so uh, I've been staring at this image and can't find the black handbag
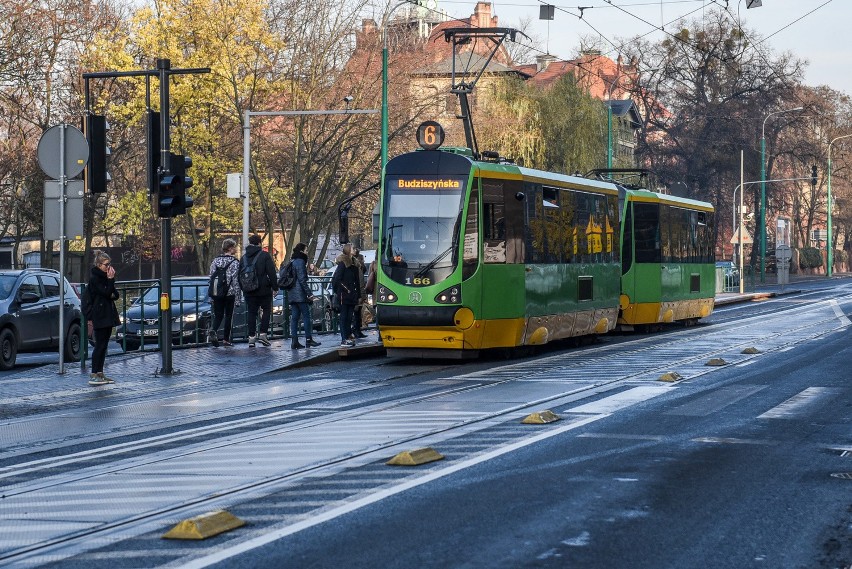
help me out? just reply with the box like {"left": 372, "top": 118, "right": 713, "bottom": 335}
{"left": 332, "top": 291, "right": 342, "bottom": 313}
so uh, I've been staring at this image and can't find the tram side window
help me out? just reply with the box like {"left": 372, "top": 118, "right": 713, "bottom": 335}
{"left": 659, "top": 205, "right": 672, "bottom": 262}
{"left": 559, "top": 188, "right": 576, "bottom": 264}
{"left": 525, "top": 184, "right": 543, "bottom": 263}
{"left": 503, "top": 179, "right": 526, "bottom": 263}
{"left": 463, "top": 179, "right": 479, "bottom": 279}
{"left": 621, "top": 202, "right": 633, "bottom": 274}
{"left": 483, "top": 180, "right": 506, "bottom": 263}
{"left": 573, "top": 194, "right": 587, "bottom": 262}
{"left": 634, "top": 203, "right": 661, "bottom": 263}
{"left": 696, "top": 211, "right": 711, "bottom": 263}
{"left": 688, "top": 211, "right": 699, "bottom": 262}
{"left": 605, "top": 194, "right": 620, "bottom": 263}
{"left": 674, "top": 208, "right": 689, "bottom": 262}
{"left": 542, "top": 187, "right": 560, "bottom": 263}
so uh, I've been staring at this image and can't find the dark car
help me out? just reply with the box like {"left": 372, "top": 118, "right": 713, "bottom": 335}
{"left": 276, "top": 276, "right": 336, "bottom": 334}
{"left": 115, "top": 277, "right": 286, "bottom": 350}
{"left": 0, "top": 268, "right": 83, "bottom": 370}
{"left": 307, "top": 276, "right": 335, "bottom": 331}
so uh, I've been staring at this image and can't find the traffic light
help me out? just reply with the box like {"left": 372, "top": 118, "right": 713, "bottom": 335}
{"left": 811, "top": 164, "right": 818, "bottom": 187}
{"left": 146, "top": 110, "right": 160, "bottom": 194}
{"left": 171, "top": 153, "right": 194, "bottom": 216}
{"left": 155, "top": 152, "right": 194, "bottom": 218}
{"left": 85, "top": 114, "right": 111, "bottom": 193}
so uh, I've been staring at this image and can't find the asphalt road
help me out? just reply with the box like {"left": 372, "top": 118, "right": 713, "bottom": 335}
{"left": 2, "top": 279, "right": 850, "bottom": 569}
{"left": 220, "top": 289, "right": 852, "bottom": 569}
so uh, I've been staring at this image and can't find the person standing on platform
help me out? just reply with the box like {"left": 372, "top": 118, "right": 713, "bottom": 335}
{"left": 241, "top": 234, "right": 278, "bottom": 347}
{"left": 351, "top": 247, "right": 368, "bottom": 339}
{"left": 207, "top": 238, "right": 241, "bottom": 347}
{"left": 284, "top": 242, "right": 321, "bottom": 349}
{"left": 85, "top": 250, "right": 120, "bottom": 386}
{"left": 331, "top": 244, "right": 362, "bottom": 347}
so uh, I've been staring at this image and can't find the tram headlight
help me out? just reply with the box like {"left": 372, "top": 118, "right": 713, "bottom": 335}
{"left": 434, "top": 285, "right": 461, "bottom": 304}
{"left": 377, "top": 284, "right": 398, "bottom": 303}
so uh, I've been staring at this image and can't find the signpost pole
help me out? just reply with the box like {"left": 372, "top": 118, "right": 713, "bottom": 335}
{"left": 37, "top": 123, "right": 89, "bottom": 375}
{"left": 58, "top": 124, "right": 66, "bottom": 374}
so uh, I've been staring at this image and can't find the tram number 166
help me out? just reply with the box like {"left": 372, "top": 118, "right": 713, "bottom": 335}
{"left": 405, "top": 277, "right": 431, "bottom": 286}
{"left": 417, "top": 121, "right": 445, "bottom": 150}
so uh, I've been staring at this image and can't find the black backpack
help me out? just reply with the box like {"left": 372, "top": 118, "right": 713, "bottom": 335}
{"left": 278, "top": 261, "right": 296, "bottom": 290}
{"left": 238, "top": 254, "right": 261, "bottom": 292}
{"left": 208, "top": 257, "right": 236, "bottom": 298}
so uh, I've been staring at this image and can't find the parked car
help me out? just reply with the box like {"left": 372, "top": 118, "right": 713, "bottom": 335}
{"left": 316, "top": 259, "right": 336, "bottom": 276}
{"left": 307, "top": 276, "right": 335, "bottom": 331}
{"left": 716, "top": 260, "right": 740, "bottom": 288}
{"left": 0, "top": 268, "right": 83, "bottom": 370}
{"left": 278, "top": 276, "right": 336, "bottom": 332}
{"left": 115, "top": 277, "right": 286, "bottom": 350}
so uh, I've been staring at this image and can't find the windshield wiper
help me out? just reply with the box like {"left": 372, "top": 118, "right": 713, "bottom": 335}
{"left": 414, "top": 245, "right": 454, "bottom": 277}
{"left": 414, "top": 213, "right": 462, "bottom": 278}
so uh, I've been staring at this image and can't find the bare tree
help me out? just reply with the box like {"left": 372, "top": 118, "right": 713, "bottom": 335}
{"left": 623, "top": 7, "right": 805, "bottom": 261}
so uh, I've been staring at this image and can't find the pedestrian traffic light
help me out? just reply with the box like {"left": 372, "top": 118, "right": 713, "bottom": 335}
{"left": 85, "top": 114, "right": 111, "bottom": 193}
{"left": 155, "top": 152, "right": 194, "bottom": 218}
{"left": 811, "top": 164, "right": 818, "bottom": 187}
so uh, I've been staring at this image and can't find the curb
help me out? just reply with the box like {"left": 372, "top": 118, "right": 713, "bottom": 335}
{"left": 714, "top": 288, "right": 802, "bottom": 306}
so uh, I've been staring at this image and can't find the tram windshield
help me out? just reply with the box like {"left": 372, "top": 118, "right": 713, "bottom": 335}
{"left": 382, "top": 175, "right": 466, "bottom": 285}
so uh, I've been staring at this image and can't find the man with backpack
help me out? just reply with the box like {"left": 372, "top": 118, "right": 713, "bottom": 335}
{"left": 207, "top": 238, "right": 241, "bottom": 347}
{"left": 280, "top": 242, "right": 321, "bottom": 349}
{"left": 240, "top": 234, "right": 279, "bottom": 347}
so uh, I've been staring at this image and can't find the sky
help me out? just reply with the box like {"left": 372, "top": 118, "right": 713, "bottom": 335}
{"left": 434, "top": 0, "right": 848, "bottom": 94}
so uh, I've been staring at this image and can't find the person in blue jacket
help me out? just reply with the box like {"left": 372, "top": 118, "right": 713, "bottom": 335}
{"left": 286, "top": 242, "right": 321, "bottom": 349}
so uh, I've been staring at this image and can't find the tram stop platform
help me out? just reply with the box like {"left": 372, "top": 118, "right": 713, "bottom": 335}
{"left": 714, "top": 271, "right": 850, "bottom": 306}
{"left": 4, "top": 328, "right": 386, "bottom": 392}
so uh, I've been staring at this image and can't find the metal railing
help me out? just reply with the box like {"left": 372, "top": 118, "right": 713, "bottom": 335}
{"left": 81, "top": 276, "right": 349, "bottom": 367}
{"left": 715, "top": 265, "right": 755, "bottom": 294}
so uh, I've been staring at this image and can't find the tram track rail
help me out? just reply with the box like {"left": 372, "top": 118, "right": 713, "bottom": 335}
{"left": 2, "top": 291, "right": 851, "bottom": 567}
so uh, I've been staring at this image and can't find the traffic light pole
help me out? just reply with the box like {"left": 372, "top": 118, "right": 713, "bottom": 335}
{"left": 84, "top": 60, "right": 210, "bottom": 375}
{"left": 158, "top": 58, "right": 174, "bottom": 374}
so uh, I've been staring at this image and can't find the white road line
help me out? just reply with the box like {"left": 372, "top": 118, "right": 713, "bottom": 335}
{"left": 758, "top": 387, "right": 838, "bottom": 419}
{"left": 564, "top": 386, "right": 672, "bottom": 415}
{"left": 830, "top": 299, "right": 852, "bottom": 326}
{"left": 692, "top": 437, "right": 775, "bottom": 445}
{"left": 177, "top": 414, "right": 605, "bottom": 569}
{"left": 577, "top": 433, "right": 664, "bottom": 441}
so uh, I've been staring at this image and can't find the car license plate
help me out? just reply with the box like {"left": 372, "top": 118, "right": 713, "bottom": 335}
{"left": 143, "top": 329, "right": 159, "bottom": 336}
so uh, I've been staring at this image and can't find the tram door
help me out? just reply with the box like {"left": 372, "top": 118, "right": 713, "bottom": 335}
{"left": 480, "top": 178, "right": 525, "bottom": 320}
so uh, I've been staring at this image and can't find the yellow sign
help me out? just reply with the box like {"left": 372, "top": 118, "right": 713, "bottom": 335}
{"left": 730, "top": 225, "right": 753, "bottom": 245}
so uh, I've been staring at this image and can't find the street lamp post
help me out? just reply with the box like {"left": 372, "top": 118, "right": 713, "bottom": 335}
{"left": 381, "top": 1, "right": 414, "bottom": 170}
{"left": 760, "top": 106, "right": 803, "bottom": 283}
{"left": 827, "top": 134, "right": 852, "bottom": 277}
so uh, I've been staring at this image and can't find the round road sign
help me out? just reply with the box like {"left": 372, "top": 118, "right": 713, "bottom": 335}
{"left": 37, "top": 124, "right": 89, "bottom": 179}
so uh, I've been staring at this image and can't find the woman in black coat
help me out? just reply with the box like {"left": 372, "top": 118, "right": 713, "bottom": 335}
{"left": 331, "top": 244, "right": 363, "bottom": 347}
{"left": 85, "top": 250, "right": 120, "bottom": 386}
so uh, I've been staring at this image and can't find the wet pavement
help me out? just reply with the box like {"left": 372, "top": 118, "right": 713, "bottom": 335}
{"left": 0, "top": 328, "right": 384, "bottom": 397}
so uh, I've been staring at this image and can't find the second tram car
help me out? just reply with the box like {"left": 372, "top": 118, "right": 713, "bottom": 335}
{"left": 618, "top": 189, "right": 716, "bottom": 328}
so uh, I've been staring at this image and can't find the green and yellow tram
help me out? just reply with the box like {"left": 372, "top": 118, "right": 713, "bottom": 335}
{"left": 618, "top": 189, "right": 716, "bottom": 328}
{"left": 376, "top": 144, "right": 623, "bottom": 358}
